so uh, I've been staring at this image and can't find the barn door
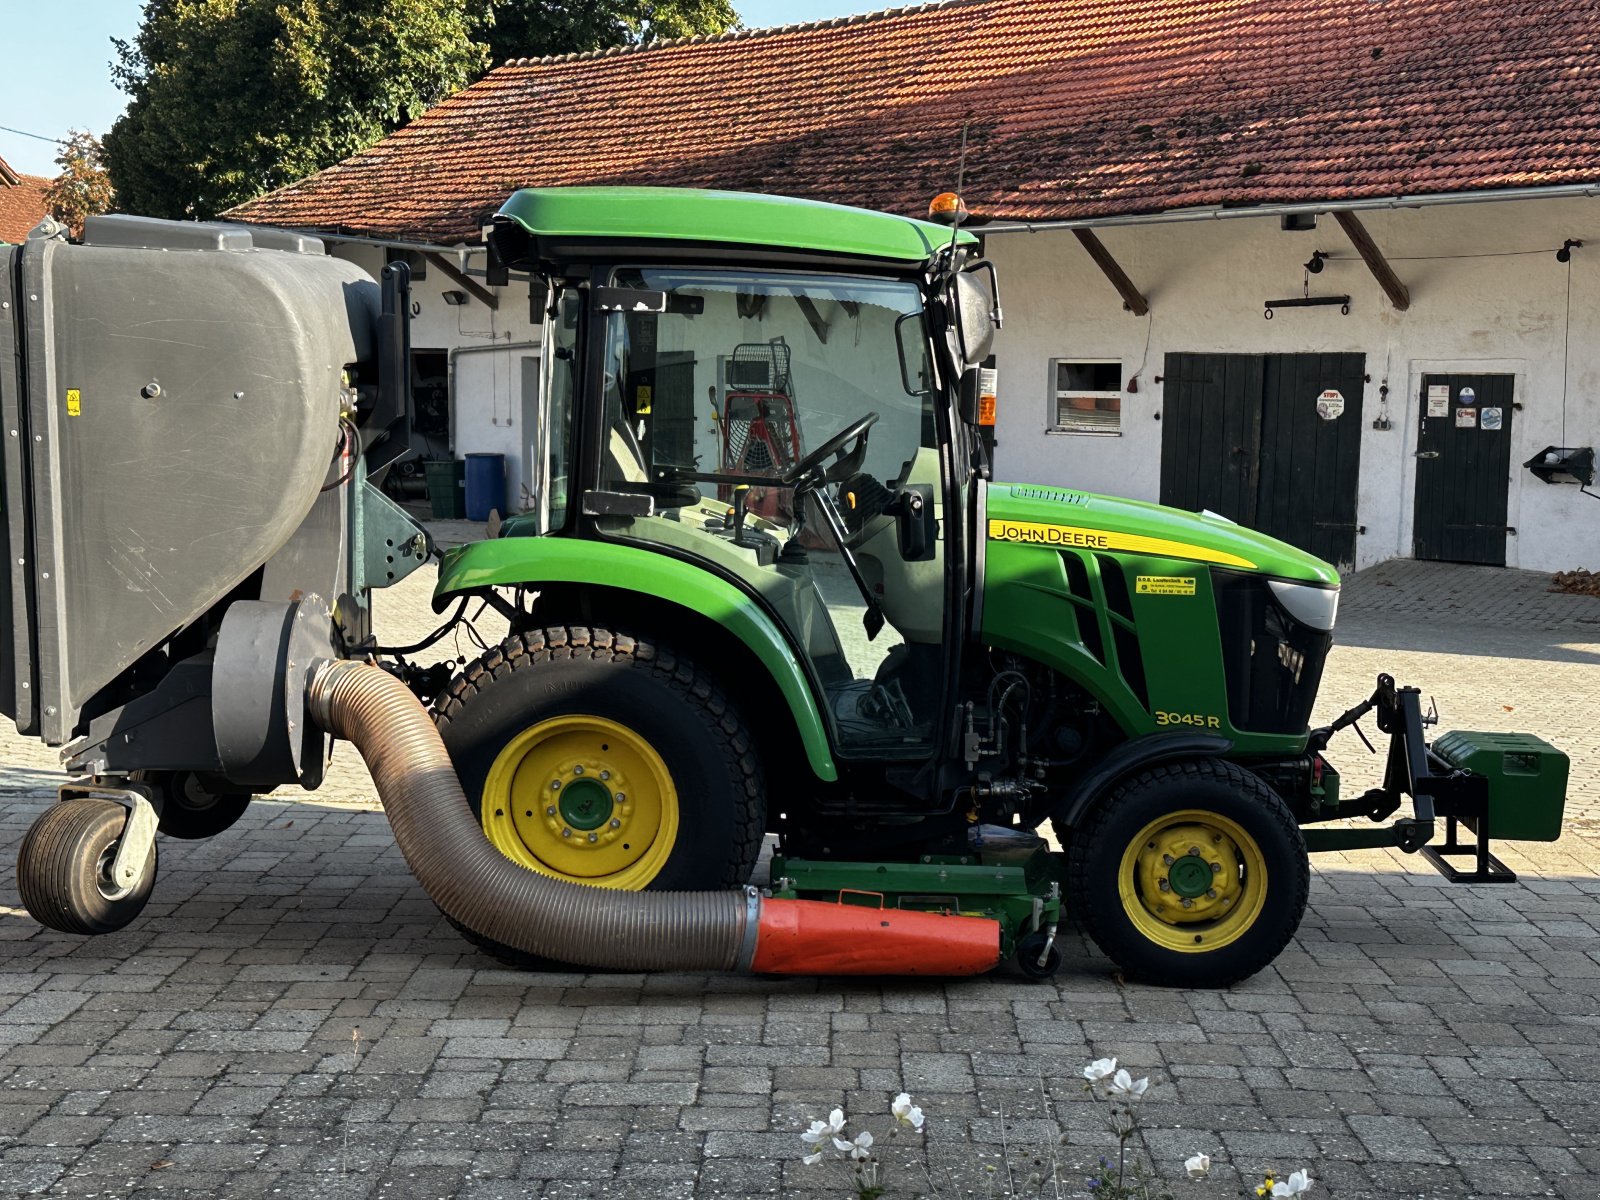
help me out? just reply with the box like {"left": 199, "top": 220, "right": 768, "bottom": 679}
{"left": 1161, "top": 353, "right": 1365, "bottom": 569}
{"left": 1258, "top": 353, "right": 1367, "bottom": 570}
{"left": 1159, "top": 353, "right": 1264, "bottom": 525}
{"left": 1413, "top": 374, "right": 1516, "bottom": 565}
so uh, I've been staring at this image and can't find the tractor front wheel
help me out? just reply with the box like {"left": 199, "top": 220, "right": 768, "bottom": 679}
{"left": 434, "top": 625, "right": 766, "bottom": 967}
{"left": 1066, "top": 759, "right": 1308, "bottom": 988}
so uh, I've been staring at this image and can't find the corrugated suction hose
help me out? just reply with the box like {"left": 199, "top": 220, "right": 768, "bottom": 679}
{"left": 307, "top": 659, "right": 1001, "bottom": 977}
{"left": 307, "top": 659, "right": 752, "bottom": 970}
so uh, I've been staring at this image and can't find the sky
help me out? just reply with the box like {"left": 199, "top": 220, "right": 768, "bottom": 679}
{"left": 0, "top": 0, "right": 887, "bottom": 177}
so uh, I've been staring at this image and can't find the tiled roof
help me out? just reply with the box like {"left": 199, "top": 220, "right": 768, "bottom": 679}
{"left": 227, "top": 0, "right": 1600, "bottom": 243}
{"left": 0, "top": 153, "right": 50, "bottom": 243}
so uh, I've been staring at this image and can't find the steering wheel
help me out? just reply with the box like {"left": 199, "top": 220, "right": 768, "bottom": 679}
{"left": 782, "top": 412, "right": 879, "bottom": 487}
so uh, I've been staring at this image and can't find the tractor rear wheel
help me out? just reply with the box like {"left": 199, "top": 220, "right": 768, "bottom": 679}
{"left": 17, "top": 799, "right": 158, "bottom": 935}
{"left": 434, "top": 625, "right": 766, "bottom": 968}
{"left": 1065, "top": 759, "right": 1307, "bottom": 988}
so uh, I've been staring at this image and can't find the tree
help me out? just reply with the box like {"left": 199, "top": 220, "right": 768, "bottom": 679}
{"left": 103, "top": 0, "right": 492, "bottom": 221}
{"left": 45, "top": 131, "right": 115, "bottom": 236}
{"left": 477, "top": 1, "right": 740, "bottom": 65}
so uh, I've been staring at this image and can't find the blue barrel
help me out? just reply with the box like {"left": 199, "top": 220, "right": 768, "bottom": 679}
{"left": 463, "top": 453, "right": 506, "bottom": 521}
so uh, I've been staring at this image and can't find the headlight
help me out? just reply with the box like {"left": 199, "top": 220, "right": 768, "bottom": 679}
{"left": 1268, "top": 580, "right": 1339, "bottom": 632}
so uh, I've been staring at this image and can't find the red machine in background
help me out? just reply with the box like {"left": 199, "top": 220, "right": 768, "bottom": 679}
{"left": 718, "top": 341, "right": 803, "bottom": 522}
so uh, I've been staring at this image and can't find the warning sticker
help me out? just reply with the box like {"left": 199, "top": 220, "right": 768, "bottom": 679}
{"left": 1136, "top": 575, "right": 1197, "bottom": 596}
{"left": 1456, "top": 407, "right": 1478, "bottom": 428}
{"left": 1427, "top": 384, "right": 1449, "bottom": 417}
{"left": 65, "top": 388, "right": 81, "bottom": 417}
{"left": 1315, "top": 389, "right": 1345, "bottom": 420}
{"left": 635, "top": 384, "right": 653, "bottom": 414}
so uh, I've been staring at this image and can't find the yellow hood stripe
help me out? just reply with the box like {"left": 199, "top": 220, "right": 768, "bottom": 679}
{"left": 987, "top": 519, "right": 1257, "bottom": 570}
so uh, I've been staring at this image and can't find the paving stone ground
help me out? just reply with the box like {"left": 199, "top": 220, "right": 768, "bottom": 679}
{"left": 1, "top": 556, "right": 1597, "bottom": 1198}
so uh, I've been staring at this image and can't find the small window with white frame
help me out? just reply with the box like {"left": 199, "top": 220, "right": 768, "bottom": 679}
{"left": 1050, "top": 359, "right": 1122, "bottom": 434}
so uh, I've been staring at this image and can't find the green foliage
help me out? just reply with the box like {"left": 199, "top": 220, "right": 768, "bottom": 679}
{"left": 45, "top": 131, "right": 115, "bottom": 236}
{"left": 103, "top": 0, "right": 492, "bottom": 220}
{"left": 478, "top": 0, "right": 740, "bottom": 64}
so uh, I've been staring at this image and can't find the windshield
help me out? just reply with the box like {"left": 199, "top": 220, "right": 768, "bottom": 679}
{"left": 593, "top": 266, "right": 947, "bottom": 757}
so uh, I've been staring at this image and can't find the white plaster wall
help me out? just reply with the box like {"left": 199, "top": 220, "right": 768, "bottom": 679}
{"left": 985, "top": 196, "right": 1600, "bottom": 573}
{"left": 334, "top": 245, "right": 543, "bottom": 503}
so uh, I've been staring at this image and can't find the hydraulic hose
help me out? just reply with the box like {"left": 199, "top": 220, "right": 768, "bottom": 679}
{"left": 306, "top": 659, "right": 1000, "bottom": 976}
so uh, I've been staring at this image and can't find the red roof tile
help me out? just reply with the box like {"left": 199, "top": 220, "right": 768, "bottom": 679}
{"left": 0, "top": 153, "right": 50, "bottom": 243}
{"left": 227, "top": 0, "right": 1600, "bottom": 243}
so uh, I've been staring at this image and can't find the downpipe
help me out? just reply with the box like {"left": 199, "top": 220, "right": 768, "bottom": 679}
{"left": 306, "top": 660, "right": 1000, "bottom": 976}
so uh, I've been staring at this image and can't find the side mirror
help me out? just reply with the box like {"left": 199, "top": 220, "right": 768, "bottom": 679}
{"left": 953, "top": 264, "right": 1001, "bottom": 366}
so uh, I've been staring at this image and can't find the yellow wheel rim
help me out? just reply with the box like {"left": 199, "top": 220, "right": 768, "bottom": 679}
{"left": 1117, "top": 809, "right": 1268, "bottom": 953}
{"left": 481, "top": 715, "right": 678, "bottom": 889}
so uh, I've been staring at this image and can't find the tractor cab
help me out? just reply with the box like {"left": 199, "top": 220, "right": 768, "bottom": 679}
{"left": 492, "top": 188, "right": 994, "bottom": 760}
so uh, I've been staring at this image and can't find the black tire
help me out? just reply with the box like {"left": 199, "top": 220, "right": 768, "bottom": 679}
{"left": 17, "top": 799, "right": 158, "bottom": 936}
{"left": 1065, "top": 759, "right": 1308, "bottom": 988}
{"left": 434, "top": 625, "right": 766, "bottom": 968}
{"left": 1014, "top": 931, "right": 1063, "bottom": 982}
{"left": 148, "top": 771, "right": 252, "bottom": 840}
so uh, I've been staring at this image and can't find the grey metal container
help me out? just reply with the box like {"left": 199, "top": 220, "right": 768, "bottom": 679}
{"left": 2, "top": 220, "right": 380, "bottom": 745}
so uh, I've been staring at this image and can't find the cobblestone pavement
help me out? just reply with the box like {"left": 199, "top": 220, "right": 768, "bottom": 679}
{"left": 1, "top": 558, "right": 1597, "bottom": 1199}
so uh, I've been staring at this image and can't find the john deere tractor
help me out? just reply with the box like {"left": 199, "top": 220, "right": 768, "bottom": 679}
{"left": 1, "top": 190, "right": 1568, "bottom": 985}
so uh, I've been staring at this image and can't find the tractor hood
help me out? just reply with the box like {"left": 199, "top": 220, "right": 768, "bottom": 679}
{"left": 985, "top": 483, "right": 1339, "bottom": 587}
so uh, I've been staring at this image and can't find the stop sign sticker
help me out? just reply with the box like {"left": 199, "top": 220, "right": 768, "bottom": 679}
{"left": 1316, "top": 389, "right": 1345, "bottom": 420}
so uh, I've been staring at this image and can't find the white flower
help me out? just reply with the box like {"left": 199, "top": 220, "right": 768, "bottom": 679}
{"left": 800, "top": 1108, "right": 846, "bottom": 1160}
{"left": 1271, "top": 1169, "right": 1313, "bottom": 1196}
{"left": 1109, "top": 1068, "right": 1150, "bottom": 1099}
{"left": 833, "top": 1129, "right": 874, "bottom": 1160}
{"left": 1185, "top": 1152, "right": 1211, "bottom": 1179}
{"left": 1083, "top": 1057, "right": 1118, "bottom": 1083}
{"left": 802, "top": 1148, "right": 825, "bottom": 1165}
{"left": 891, "top": 1092, "right": 925, "bottom": 1130}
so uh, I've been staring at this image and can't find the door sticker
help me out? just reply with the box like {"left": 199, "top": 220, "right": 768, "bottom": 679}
{"left": 1456, "top": 407, "right": 1478, "bottom": 428}
{"left": 65, "top": 388, "right": 81, "bottom": 417}
{"left": 1458, "top": 386, "right": 1476, "bottom": 407}
{"left": 1427, "top": 384, "right": 1449, "bottom": 417}
{"left": 1315, "top": 389, "right": 1345, "bottom": 420}
{"left": 1480, "top": 406, "right": 1503, "bottom": 431}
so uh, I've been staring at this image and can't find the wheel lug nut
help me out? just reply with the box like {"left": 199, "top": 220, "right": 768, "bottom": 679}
{"left": 609, "top": 818, "right": 621, "bottom": 829}
{"left": 615, "top": 792, "right": 625, "bottom": 803}
{"left": 550, "top": 780, "right": 561, "bottom": 791}
{"left": 1157, "top": 879, "right": 1171, "bottom": 891}
{"left": 1211, "top": 862, "right": 1222, "bottom": 873}
{"left": 1189, "top": 845, "right": 1201, "bottom": 857}
{"left": 573, "top": 765, "right": 584, "bottom": 776}
{"left": 561, "top": 827, "right": 572, "bottom": 838}
{"left": 1162, "top": 854, "right": 1175, "bottom": 866}
{"left": 1206, "top": 888, "right": 1217, "bottom": 899}
{"left": 600, "top": 770, "right": 610, "bottom": 781}
{"left": 546, "top": 806, "right": 557, "bottom": 817}
{"left": 587, "top": 832, "right": 598, "bottom": 843}
{"left": 1181, "top": 897, "right": 1194, "bottom": 908}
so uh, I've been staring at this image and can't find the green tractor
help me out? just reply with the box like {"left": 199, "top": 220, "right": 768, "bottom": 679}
{"left": 415, "top": 187, "right": 1567, "bottom": 985}
{"left": 1, "top": 190, "right": 1567, "bottom": 985}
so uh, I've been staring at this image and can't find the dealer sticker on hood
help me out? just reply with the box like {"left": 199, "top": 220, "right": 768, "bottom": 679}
{"left": 1136, "top": 575, "right": 1197, "bottom": 596}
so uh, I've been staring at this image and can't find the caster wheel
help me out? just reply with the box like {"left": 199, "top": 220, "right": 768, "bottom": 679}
{"left": 17, "top": 799, "right": 158, "bottom": 935}
{"left": 1014, "top": 931, "right": 1062, "bottom": 981}
{"left": 148, "top": 771, "right": 252, "bottom": 840}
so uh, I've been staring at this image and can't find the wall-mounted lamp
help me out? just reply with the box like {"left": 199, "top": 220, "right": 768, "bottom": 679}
{"left": 1304, "top": 250, "right": 1328, "bottom": 275}
{"left": 441, "top": 290, "right": 469, "bottom": 306}
{"left": 1556, "top": 239, "right": 1583, "bottom": 263}
{"left": 1525, "top": 446, "right": 1595, "bottom": 486}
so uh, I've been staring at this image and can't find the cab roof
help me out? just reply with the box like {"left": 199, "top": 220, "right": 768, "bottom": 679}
{"left": 495, "top": 186, "right": 976, "bottom": 264}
